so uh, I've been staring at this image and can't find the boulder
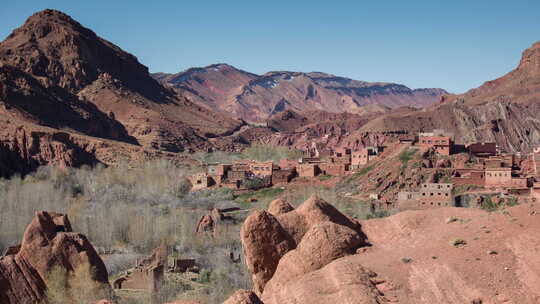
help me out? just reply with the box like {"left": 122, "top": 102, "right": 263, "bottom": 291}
{"left": 196, "top": 208, "right": 224, "bottom": 235}
{"left": 267, "top": 198, "right": 294, "bottom": 216}
{"left": 241, "top": 196, "right": 369, "bottom": 296}
{"left": 263, "top": 221, "right": 363, "bottom": 296}
{"left": 276, "top": 195, "right": 367, "bottom": 244}
{"left": 0, "top": 211, "right": 110, "bottom": 304}
{"left": 261, "top": 257, "right": 385, "bottom": 304}
{"left": 241, "top": 211, "right": 295, "bottom": 295}
{"left": 223, "top": 289, "right": 263, "bottom": 304}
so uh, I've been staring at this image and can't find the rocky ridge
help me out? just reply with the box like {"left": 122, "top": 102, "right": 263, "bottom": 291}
{"left": 155, "top": 64, "right": 447, "bottom": 122}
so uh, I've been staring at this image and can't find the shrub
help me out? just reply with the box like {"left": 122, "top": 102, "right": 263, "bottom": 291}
{"left": 451, "top": 238, "right": 467, "bottom": 247}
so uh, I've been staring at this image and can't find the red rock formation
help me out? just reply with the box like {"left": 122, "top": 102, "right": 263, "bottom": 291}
{"left": 0, "top": 211, "right": 110, "bottom": 304}
{"left": 195, "top": 208, "right": 225, "bottom": 235}
{"left": 262, "top": 221, "right": 364, "bottom": 301}
{"left": 236, "top": 194, "right": 540, "bottom": 303}
{"left": 262, "top": 258, "right": 386, "bottom": 304}
{"left": 275, "top": 195, "right": 366, "bottom": 244}
{"left": 240, "top": 211, "right": 296, "bottom": 294}
{"left": 267, "top": 198, "right": 294, "bottom": 216}
{"left": 241, "top": 196, "right": 368, "bottom": 296}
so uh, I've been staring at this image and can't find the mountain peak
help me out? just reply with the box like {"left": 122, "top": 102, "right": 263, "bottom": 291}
{"left": 0, "top": 9, "right": 163, "bottom": 98}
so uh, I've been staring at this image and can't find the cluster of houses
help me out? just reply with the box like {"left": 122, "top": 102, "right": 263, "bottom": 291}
{"left": 189, "top": 128, "right": 540, "bottom": 213}
{"left": 396, "top": 130, "right": 540, "bottom": 210}
{"left": 188, "top": 146, "right": 383, "bottom": 192}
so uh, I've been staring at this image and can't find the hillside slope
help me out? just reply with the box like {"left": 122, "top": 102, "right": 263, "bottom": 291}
{"left": 361, "top": 41, "right": 540, "bottom": 152}
{"left": 0, "top": 9, "right": 242, "bottom": 153}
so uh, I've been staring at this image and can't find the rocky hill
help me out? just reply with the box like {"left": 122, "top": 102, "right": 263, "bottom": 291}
{"left": 154, "top": 64, "right": 447, "bottom": 122}
{"left": 0, "top": 9, "right": 243, "bottom": 154}
{"left": 361, "top": 41, "right": 540, "bottom": 152}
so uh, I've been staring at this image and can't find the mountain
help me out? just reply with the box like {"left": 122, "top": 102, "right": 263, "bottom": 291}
{"left": 360, "top": 41, "right": 540, "bottom": 152}
{"left": 0, "top": 9, "right": 242, "bottom": 154}
{"left": 154, "top": 64, "right": 447, "bottom": 122}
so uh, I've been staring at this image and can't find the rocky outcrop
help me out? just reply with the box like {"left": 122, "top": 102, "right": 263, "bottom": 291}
{"left": 267, "top": 198, "right": 294, "bottom": 216}
{"left": 275, "top": 195, "right": 366, "bottom": 244}
{"left": 262, "top": 222, "right": 364, "bottom": 301}
{"left": 0, "top": 122, "right": 100, "bottom": 177}
{"left": 196, "top": 208, "right": 225, "bottom": 235}
{"left": 241, "top": 196, "right": 368, "bottom": 297}
{"left": 241, "top": 211, "right": 296, "bottom": 294}
{"left": 223, "top": 289, "right": 263, "bottom": 304}
{"left": 262, "top": 257, "right": 386, "bottom": 304}
{"left": 0, "top": 211, "right": 110, "bottom": 304}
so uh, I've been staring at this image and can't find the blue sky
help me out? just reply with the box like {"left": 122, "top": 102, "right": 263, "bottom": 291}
{"left": 1, "top": 1, "right": 539, "bottom": 93}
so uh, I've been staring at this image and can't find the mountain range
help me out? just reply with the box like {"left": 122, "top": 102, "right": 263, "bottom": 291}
{"left": 153, "top": 64, "right": 447, "bottom": 122}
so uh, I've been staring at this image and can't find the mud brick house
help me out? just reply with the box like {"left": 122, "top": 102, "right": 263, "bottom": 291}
{"left": 351, "top": 147, "right": 380, "bottom": 169}
{"left": 298, "top": 163, "right": 320, "bottom": 177}
{"left": 484, "top": 167, "right": 511, "bottom": 187}
{"left": 249, "top": 161, "right": 274, "bottom": 177}
{"left": 272, "top": 168, "right": 297, "bottom": 184}
{"left": 467, "top": 142, "right": 498, "bottom": 158}
{"left": 228, "top": 170, "right": 249, "bottom": 182}
{"left": 301, "top": 157, "right": 322, "bottom": 164}
{"left": 113, "top": 246, "right": 166, "bottom": 292}
{"left": 207, "top": 164, "right": 232, "bottom": 176}
{"left": 280, "top": 158, "right": 299, "bottom": 169}
{"left": 482, "top": 154, "right": 515, "bottom": 169}
{"left": 232, "top": 161, "right": 251, "bottom": 172}
{"left": 483, "top": 167, "right": 530, "bottom": 188}
{"left": 330, "top": 147, "right": 352, "bottom": 164}
{"left": 452, "top": 169, "right": 485, "bottom": 186}
{"left": 418, "top": 183, "right": 453, "bottom": 207}
{"left": 319, "top": 163, "right": 349, "bottom": 176}
{"left": 188, "top": 173, "right": 213, "bottom": 191}
{"left": 418, "top": 130, "right": 453, "bottom": 155}
{"left": 397, "top": 183, "right": 454, "bottom": 210}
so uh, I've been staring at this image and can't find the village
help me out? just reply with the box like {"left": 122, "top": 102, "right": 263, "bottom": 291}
{"left": 189, "top": 129, "right": 540, "bottom": 212}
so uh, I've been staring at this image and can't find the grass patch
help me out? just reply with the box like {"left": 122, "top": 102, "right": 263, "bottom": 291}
{"left": 399, "top": 148, "right": 418, "bottom": 167}
{"left": 318, "top": 175, "right": 333, "bottom": 181}
{"left": 365, "top": 209, "right": 390, "bottom": 219}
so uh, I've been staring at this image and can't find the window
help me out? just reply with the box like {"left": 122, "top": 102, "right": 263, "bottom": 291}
{"left": 430, "top": 193, "right": 434, "bottom": 196}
